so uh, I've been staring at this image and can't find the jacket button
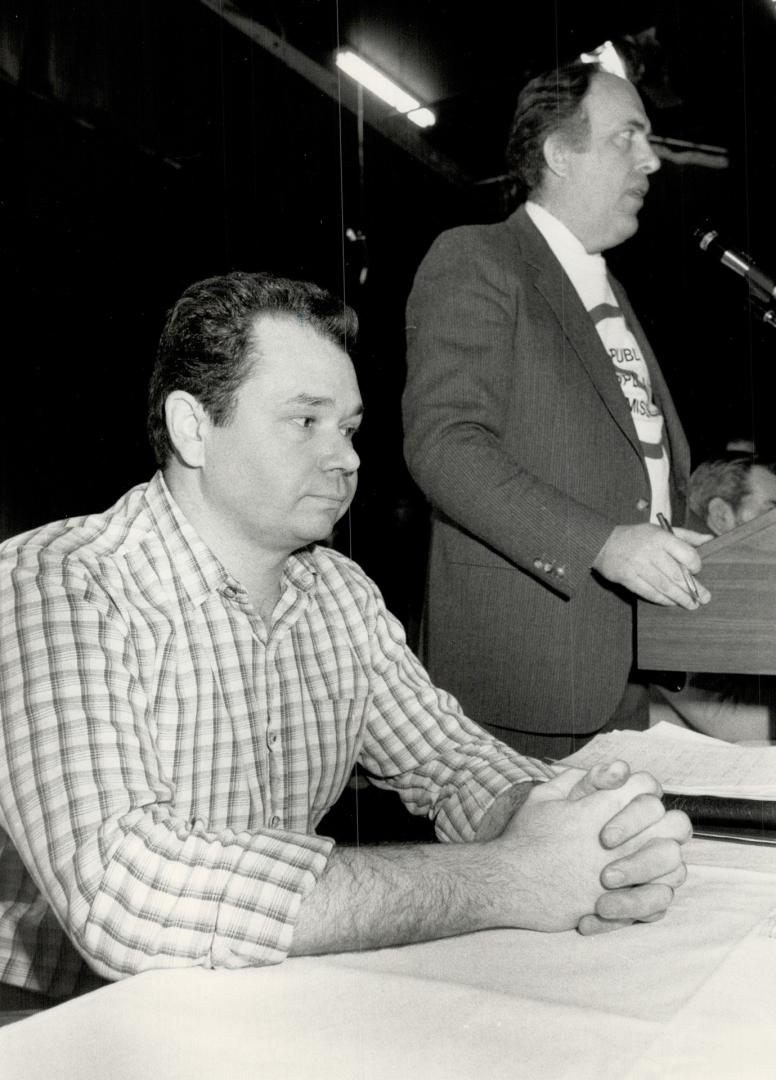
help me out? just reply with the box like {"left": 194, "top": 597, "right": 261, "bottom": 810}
{"left": 533, "top": 558, "right": 543, "bottom": 570}
{"left": 556, "top": 566, "right": 566, "bottom": 578}
{"left": 636, "top": 498, "right": 649, "bottom": 512}
{"left": 543, "top": 561, "right": 553, "bottom": 573}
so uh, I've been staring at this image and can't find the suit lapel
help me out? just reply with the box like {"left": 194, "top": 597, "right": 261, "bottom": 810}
{"left": 507, "top": 207, "right": 644, "bottom": 460}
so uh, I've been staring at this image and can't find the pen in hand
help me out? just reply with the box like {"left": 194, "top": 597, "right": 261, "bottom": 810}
{"left": 656, "top": 512, "right": 701, "bottom": 603}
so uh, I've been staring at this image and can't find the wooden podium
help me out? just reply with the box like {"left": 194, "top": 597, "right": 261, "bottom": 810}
{"left": 637, "top": 507, "right": 776, "bottom": 675}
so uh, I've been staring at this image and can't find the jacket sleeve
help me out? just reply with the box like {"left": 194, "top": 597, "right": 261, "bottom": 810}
{"left": 403, "top": 228, "right": 617, "bottom": 596}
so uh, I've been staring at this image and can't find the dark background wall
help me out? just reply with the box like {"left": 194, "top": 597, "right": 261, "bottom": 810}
{"left": 2, "top": 0, "right": 776, "bottom": 636}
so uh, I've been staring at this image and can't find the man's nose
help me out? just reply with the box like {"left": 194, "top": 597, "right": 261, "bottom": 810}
{"left": 324, "top": 435, "right": 360, "bottom": 474}
{"left": 639, "top": 138, "right": 661, "bottom": 175}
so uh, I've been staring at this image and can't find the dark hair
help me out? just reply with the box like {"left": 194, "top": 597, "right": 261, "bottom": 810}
{"left": 688, "top": 457, "right": 760, "bottom": 521}
{"left": 505, "top": 60, "right": 597, "bottom": 195}
{"left": 147, "top": 271, "right": 358, "bottom": 466}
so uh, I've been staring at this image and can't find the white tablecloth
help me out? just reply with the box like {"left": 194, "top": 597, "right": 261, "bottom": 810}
{"left": 3, "top": 839, "right": 776, "bottom": 1079}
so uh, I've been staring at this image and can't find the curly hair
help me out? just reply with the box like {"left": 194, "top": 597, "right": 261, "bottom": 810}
{"left": 687, "top": 457, "right": 759, "bottom": 522}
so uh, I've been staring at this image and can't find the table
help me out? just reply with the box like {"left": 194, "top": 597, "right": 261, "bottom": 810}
{"left": 3, "top": 839, "right": 776, "bottom": 1079}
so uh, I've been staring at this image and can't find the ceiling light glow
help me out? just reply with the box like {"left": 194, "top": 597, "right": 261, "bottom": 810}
{"left": 336, "top": 49, "right": 419, "bottom": 113}
{"left": 335, "top": 49, "right": 435, "bottom": 126}
{"left": 407, "top": 107, "right": 436, "bottom": 128}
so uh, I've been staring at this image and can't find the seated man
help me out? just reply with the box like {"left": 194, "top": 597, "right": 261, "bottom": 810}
{"left": 688, "top": 454, "right": 776, "bottom": 537}
{"left": 652, "top": 454, "right": 776, "bottom": 742}
{"left": 0, "top": 272, "right": 689, "bottom": 1002}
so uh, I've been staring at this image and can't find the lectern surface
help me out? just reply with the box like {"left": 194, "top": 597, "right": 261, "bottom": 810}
{"left": 637, "top": 507, "right": 776, "bottom": 675}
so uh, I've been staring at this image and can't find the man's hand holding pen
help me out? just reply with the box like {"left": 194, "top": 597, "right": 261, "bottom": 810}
{"left": 592, "top": 521, "right": 712, "bottom": 609}
{"left": 656, "top": 512, "right": 702, "bottom": 602}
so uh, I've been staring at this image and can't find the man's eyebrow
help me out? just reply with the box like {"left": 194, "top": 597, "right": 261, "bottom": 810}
{"left": 283, "top": 392, "right": 364, "bottom": 414}
{"left": 284, "top": 393, "right": 332, "bottom": 407}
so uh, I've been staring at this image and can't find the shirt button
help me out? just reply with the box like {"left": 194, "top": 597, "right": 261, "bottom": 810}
{"left": 269, "top": 815, "right": 281, "bottom": 828}
{"left": 636, "top": 498, "right": 649, "bottom": 512}
{"left": 267, "top": 730, "right": 278, "bottom": 747}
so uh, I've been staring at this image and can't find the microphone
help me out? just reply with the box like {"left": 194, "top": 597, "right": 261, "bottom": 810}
{"left": 694, "top": 225, "right": 776, "bottom": 303}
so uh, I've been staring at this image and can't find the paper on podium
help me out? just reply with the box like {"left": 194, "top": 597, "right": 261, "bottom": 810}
{"left": 559, "top": 722, "right": 776, "bottom": 799}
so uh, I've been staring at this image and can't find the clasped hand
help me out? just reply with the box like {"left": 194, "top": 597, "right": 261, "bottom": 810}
{"left": 499, "top": 760, "right": 691, "bottom": 934}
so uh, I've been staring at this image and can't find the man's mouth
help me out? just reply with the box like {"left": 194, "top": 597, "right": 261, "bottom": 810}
{"left": 309, "top": 493, "right": 349, "bottom": 504}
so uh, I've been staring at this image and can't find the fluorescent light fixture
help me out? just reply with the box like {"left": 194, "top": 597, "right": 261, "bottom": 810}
{"left": 407, "top": 107, "right": 436, "bottom": 128}
{"left": 335, "top": 48, "right": 435, "bottom": 126}
{"left": 579, "top": 40, "right": 628, "bottom": 79}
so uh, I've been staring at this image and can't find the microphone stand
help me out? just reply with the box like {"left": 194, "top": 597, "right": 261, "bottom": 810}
{"left": 694, "top": 226, "right": 776, "bottom": 330}
{"left": 749, "top": 288, "right": 776, "bottom": 331}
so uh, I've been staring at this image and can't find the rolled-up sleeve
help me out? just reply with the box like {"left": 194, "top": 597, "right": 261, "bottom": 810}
{"left": 0, "top": 556, "right": 332, "bottom": 982}
{"left": 356, "top": 577, "right": 546, "bottom": 841}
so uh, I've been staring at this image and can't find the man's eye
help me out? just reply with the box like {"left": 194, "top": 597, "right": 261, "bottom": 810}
{"left": 342, "top": 425, "right": 361, "bottom": 440}
{"left": 291, "top": 416, "right": 315, "bottom": 429}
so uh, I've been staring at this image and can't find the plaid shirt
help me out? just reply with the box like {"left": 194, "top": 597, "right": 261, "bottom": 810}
{"left": 0, "top": 474, "right": 539, "bottom": 995}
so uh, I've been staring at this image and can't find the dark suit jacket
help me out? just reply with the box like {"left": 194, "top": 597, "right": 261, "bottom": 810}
{"left": 402, "top": 205, "right": 690, "bottom": 737}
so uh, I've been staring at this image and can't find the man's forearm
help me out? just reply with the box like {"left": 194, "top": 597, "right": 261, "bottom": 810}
{"left": 290, "top": 769, "right": 690, "bottom": 957}
{"left": 290, "top": 840, "right": 504, "bottom": 956}
{"left": 291, "top": 787, "right": 546, "bottom": 958}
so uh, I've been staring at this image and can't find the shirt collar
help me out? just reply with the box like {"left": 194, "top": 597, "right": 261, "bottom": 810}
{"left": 525, "top": 200, "right": 609, "bottom": 299}
{"left": 526, "top": 201, "right": 606, "bottom": 266}
{"left": 282, "top": 548, "right": 318, "bottom": 593}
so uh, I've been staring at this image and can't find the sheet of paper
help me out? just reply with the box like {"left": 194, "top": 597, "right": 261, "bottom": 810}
{"left": 559, "top": 722, "right": 776, "bottom": 798}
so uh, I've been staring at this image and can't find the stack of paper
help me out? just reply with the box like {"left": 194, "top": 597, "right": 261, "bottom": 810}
{"left": 559, "top": 722, "right": 776, "bottom": 800}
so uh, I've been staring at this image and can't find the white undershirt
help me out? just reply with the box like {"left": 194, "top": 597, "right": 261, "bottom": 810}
{"left": 525, "top": 200, "right": 671, "bottom": 524}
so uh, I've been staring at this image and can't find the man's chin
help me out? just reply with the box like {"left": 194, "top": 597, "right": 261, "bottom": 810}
{"left": 295, "top": 504, "right": 351, "bottom": 545}
{"left": 605, "top": 216, "right": 639, "bottom": 251}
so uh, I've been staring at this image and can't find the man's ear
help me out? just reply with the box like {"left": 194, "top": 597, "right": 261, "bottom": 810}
{"left": 542, "top": 132, "right": 572, "bottom": 179}
{"left": 164, "top": 391, "right": 209, "bottom": 468}
{"left": 706, "top": 496, "right": 737, "bottom": 537}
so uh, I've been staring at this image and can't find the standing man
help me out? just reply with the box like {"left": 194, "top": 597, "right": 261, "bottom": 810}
{"left": 0, "top": 272, "right": 688, "bottom": 1003}
{"left": 403, "top": 61, "right": 710, "bottom": 759}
